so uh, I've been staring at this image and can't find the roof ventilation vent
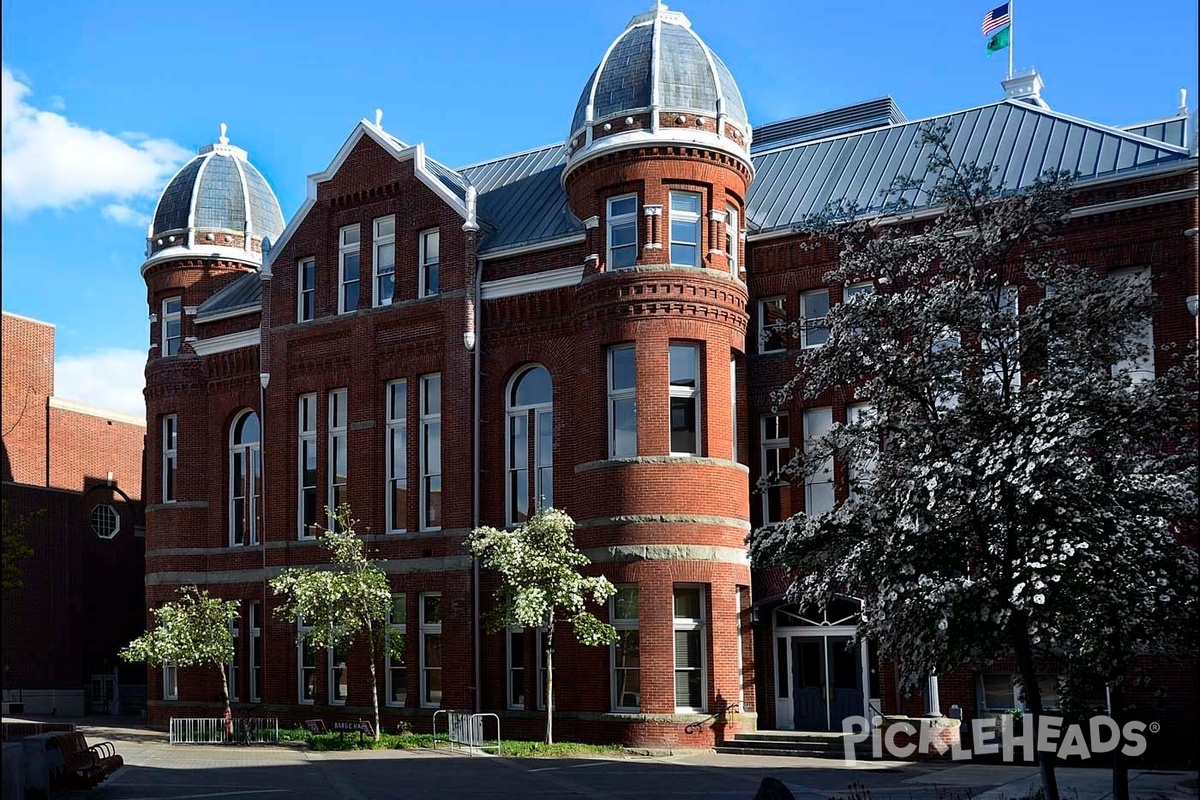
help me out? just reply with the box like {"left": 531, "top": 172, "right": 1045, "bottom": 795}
{"left": 1002, "top": 69, "right": 1049, "bottom": 110}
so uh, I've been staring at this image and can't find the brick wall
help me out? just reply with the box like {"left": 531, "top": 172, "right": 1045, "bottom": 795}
{"left": 2, "top": 312, "right": 54, "bottom": 485}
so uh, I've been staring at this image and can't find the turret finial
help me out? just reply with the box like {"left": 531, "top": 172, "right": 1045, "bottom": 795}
{"left": 218, "top": 122, "right": 229, "bottom": 145}
{"left": 375, "top": 108, "right": 384, "bottom": 128}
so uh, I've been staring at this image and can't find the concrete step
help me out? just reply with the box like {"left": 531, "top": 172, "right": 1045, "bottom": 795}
{"left": 717, "top": 732, "right": 877, "bottom": 760}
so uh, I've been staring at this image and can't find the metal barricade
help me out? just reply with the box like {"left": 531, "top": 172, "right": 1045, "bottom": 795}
{"left": 433, "top": 710, "right": 500, "bottom": 755}
{"left": 169, "top": 717, "right": 279, "bottom": 745}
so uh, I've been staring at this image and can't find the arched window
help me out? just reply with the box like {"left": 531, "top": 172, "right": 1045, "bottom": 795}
{"left": 230, "top": 410, "right": 261, "bottom": 546}
{"left": 506, "top": 366, "right": 553, "bottom": 526}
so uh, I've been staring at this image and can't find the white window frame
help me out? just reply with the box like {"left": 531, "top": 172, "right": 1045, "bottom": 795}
{"left": 386, "top": 594, "right": 407, "bottom": 707}
{"left": 386, "top": 380, "right": 408, "bottom": 533}
{"left": 846, "top": 403, "right": 876, "bottom": 503}
{"left": 668, "top": 342, "right": 702, "bottom": 457}
{"left": 162, "top": 297, "right": 182, "bottom": 356}
{"left": 328, "top": 642, "right": 348, "bottom": 706}
{"left": 801, "top": 289, "right": 830, "bottom": 348}
{"left": 606, "top": 194, "right": 638, "bottom": 270}
{"left": 248, "top": 601, "right": 261, "bottom": 703}
{"left": 725, "top": 204, "right": 739, "bottom": 276}
{"left": 298, "top": 394, "right": 317, "bottom": 539}
{"left": 803, "top": 407, "right": 834, "bottom": 517}
{"left": 163, "top": 662, "right": 178, "bottom": 701}
{"left": 162, "top": 414, "right": 177, "bottom": 504}
{"left": 610, "top": 585, "right": 640, "bottom": 712}
{"left": 297, "top": 617, "right": 315, "bottom": 705}
{"left": 374, "top": 215, "right": 396, "bottom": 307}
{"left": 984, "top": 285, "right": 1021, "bottom": 391}
{"left": 607, "top": 346, "right": 637, "bottom": 458}
{"left": 419, "top": 374, "right": 442, "bottom": 531}
{"left": 668, "top": 191, "right": 702, "bottom": 268}
{"left": 419, "top": 228, "right": 440, "bottom": 298}
{"left": 506, "top": 366, "right": 554, "bottom": 527}
{"left": 338, "top": 224, "right": 360, "bottom": 315}
{"left": 1110, "top": 266, "right": 1155, "bottom": 383}
{"left": 229, "top": 411, "right": 260, "bottom": 547}
{"left": 843, "top": 281, "right": 874, "bottom": 302}
{"left": 536, "top": 627, "right": 549, "bottom": 712}
{"left": 506, "top": 626, "right": 526, "bottom": 710}
{"left": 673, "top": 585, "right": 707, "bottom": 713}
{"left": 758, "top": 296, "right": 787, "bottom": 354}
{"left": 419, "top": 593, "right": 442, "bottom": 709}
{"left": 327, "top": 389, "right": 348, "bottom": 529}
{"left": 298, "top": 257, "right": 316, "bottom": 322}
{"left": 761, "top": 413, "right": 791, "bottom": 524}
{"left": 227, "top": 616, "right": 240, "bottom": 703}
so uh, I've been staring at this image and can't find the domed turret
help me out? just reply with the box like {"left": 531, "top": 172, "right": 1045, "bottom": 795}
{"left": 142, "top": 124, "right": 285, "bottom": 272}
{"left": 564, "top": 3, "right": 751, "bottom": 181}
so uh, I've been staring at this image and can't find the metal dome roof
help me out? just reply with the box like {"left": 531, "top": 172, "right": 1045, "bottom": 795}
{"left": 150, "top": 126, "right": 285, "bottom": 243}
{"left": 568, "top": 4, "right": 748, "bottom": 139}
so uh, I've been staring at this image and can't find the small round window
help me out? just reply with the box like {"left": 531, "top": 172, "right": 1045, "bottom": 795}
{"left": 90, "top": 504, "right": 120, "bottom": 539}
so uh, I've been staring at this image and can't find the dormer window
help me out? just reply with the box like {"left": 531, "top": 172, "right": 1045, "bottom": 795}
{"left": 607, "top": 195, "right": 638, "bottom": 269}
{"left": 162, "top": 297, "right": 182, "bottom": 356}
{"left": 669, "top": 192, "right": 701, "bottom": 268}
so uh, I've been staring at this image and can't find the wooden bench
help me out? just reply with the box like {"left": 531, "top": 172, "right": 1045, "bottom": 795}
{"left": 51, "top": 731, "right": 123, "bottom": 790}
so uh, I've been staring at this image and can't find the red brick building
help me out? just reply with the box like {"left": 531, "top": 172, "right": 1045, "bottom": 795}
{"left": 138, "top": 5, "right": 1197, "bottom": 749}
{"left": 2, "top": 311, "right": 147, "bottom": 717}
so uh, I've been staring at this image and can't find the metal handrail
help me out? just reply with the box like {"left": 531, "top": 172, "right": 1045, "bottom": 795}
{"left": 684, "top": 701, "right": 741, "bottom": 735}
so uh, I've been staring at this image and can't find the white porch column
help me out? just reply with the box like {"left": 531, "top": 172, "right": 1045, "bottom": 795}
{"left": 926, "top": 674, "right": 942, "bottom": 716}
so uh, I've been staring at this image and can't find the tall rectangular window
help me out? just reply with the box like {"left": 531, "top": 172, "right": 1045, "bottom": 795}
{"left": 669, "top": 343, "right": 701, "bottom": 456}
{"left": 227, "top": 616, "right": 240, "bottom": 703}
{"left": 507, "top": 627, "right": 526, "bottom": 710}
{"left": 610, "top": 585, "right": 640, "bottom": 711}
{"left": 758, "top": 297, "right": 787, "bottom": 353}
{"left": 730, "top": 356, "right": 738, "bottom": 462}
{"left": 536, "top": 628, "right": 549, "bottom": 711}
{"left": 338, "top": 225, "right": 360, "bottom": 314}
{"left": 673, "top": 586, "right": 706, "bottom": 712}
{"left": 669, "top": 191, "right": 701, "bottom": 267}
{"left": 374, "top": 216, "right": 396, "bottom": 307}
{"left": 608, "top": 346, "right": 637, "bottom": 457}
{"left": 162, "top": 297, "right": 182, "bottom": 356}
{"left": 761, "top": 413, "right": 791, "bottom": 524}
{"left": 328, "top": 644, "right": 348, "bottom": 705}
{"left": 419, "top": 375, "right": 442, "bottom": 530}
{"left": 387, "top": 380, "right": 408, "bottom": 533}
{"left": 801, "top": 289, "right": 830, "bottom": 348}
{"left": 846, "top": 403, "right": 875, "bottom": 502}
{"left": 419, "top": 593, "right": 442, "bottom": 708}
{"left": 297, "top": 617, "right": 316, "bottom": 704}
{"left": 607, "top": 195, "right": 638, "bottom": 269}
{"left": 419, "top": 228, "right": 440, "bottom": 298}
{"left": 328, "top": 389, "right": 348, "bottom": 528}
{"left": 1111, "top": 266, "right": 1155, "bottom": 383}
{"left": 298, "top": 394, "right": 317, "bottom": 538}
{"left": 248, "top": 601, "right": 261, "bottom": 703}
{"left": 163, "top": 662, "right": 178, "bottom": 700}
{"left": 162, "top": 415, "right": 177, "bottom": 503}
{"left": 984, "top": 285, "right": 1021, "bottom": 391}
{"left": 298, "top": 258, "right": 316, "bottom": 322}
{"left": 803, "top": 407, "right": 834, "bottom": 517}
{"left": 387, "top": 595, "right": 407, "bottom": 707}
{"left": 725, "top": 204, "right": 739, "bottom": 275}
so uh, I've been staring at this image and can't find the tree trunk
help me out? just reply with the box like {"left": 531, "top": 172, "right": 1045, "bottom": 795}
{"left": 545, "top": 623, "right": 554, "bottom": 745}
{"left": 1011, "top": 616, "right": 1060, "bottom": 800}
{"left": 368, "top": 624, "right": 382, "bottom": 742}
{"left": 217, "top": 662, "right": 232, "bottom": 742}
{"left": 1110, "top": 681, "right": 1129, "bottom": 800}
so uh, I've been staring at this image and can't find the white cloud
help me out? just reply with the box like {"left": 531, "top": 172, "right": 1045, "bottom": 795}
{"left": 102, "top": 203, "right": 149, "bottom": 227}
{"left": 1, "top": 64, "right": 190, "bottom": 216}
{"left": 55, "top": 348, "right": 146, "bottom": 418}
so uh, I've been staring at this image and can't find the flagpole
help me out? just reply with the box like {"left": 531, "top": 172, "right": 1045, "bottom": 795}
{"left": 1008, "top": 0, "right": 1014, "bottom": 79}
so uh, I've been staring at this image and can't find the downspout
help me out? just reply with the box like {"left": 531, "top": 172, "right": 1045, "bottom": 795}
{"left": 461, "top": 187, "right": 482, "bottom": 712}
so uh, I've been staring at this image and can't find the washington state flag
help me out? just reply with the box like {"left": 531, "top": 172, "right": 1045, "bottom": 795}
{"left": 986, "top": 25, "right": 1011, "bottom": 55}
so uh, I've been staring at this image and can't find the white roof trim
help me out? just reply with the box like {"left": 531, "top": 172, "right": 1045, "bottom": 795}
{"left": 1122, "top": 110, "right": 1190, "bottom": 131}
{"left": 141, "top": 244, "right": 262, "bottom": 275}
{"left": 480, "top": 264, "right": 584, "bottom": 300}
{"left": 480, "top": 233, "right": 586, "bottom": 259}
{"left": 49, "top": 396, "right": 144, "bottom": 427}
{"left": 149, "top": 154, "right": 201, "bottom": 239}
{"left": 265, "top": 120, "right": 469, "bottom": 272}
{"left": 457, "top": 141, "right": 565, "bottom": 171}
{"left": 196, "top": 304, "right": 260, "bottom": 324}
{"left": 564, "top": 127, "right": 754, "bottom": 186}
{"left": 186, "top": 151, "right": 212, "bottom": 230}
{"left": 231, "top": 155, "right": 253, "bottom": 235}
{"left": 191, "top": 328, "right": 261, "bottom": 356}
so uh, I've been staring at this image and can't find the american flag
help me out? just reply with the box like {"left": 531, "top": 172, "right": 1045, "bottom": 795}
{"left": 981, "top": 3, "right": 1011, "bottom": 35}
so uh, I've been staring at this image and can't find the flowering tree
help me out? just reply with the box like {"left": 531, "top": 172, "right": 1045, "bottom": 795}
{"left": 468, "top": 507, "right": 617, "bottom": 744}
{"left": 270, "top": 505, "right": 397, "bottom": 741}
{"left": 1, "top": 500, "right": 38, "bottom": 591}
{"left": 120, "top": 585, "right": 240, "bottom": 721}
{"left": 747, "top": 126, "right": 1197, "bottom": 800}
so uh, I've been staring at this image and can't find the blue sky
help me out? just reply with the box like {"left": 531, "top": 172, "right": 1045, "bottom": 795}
{"left": 2, "top": 0, "right": 1196, "bottom": 416}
